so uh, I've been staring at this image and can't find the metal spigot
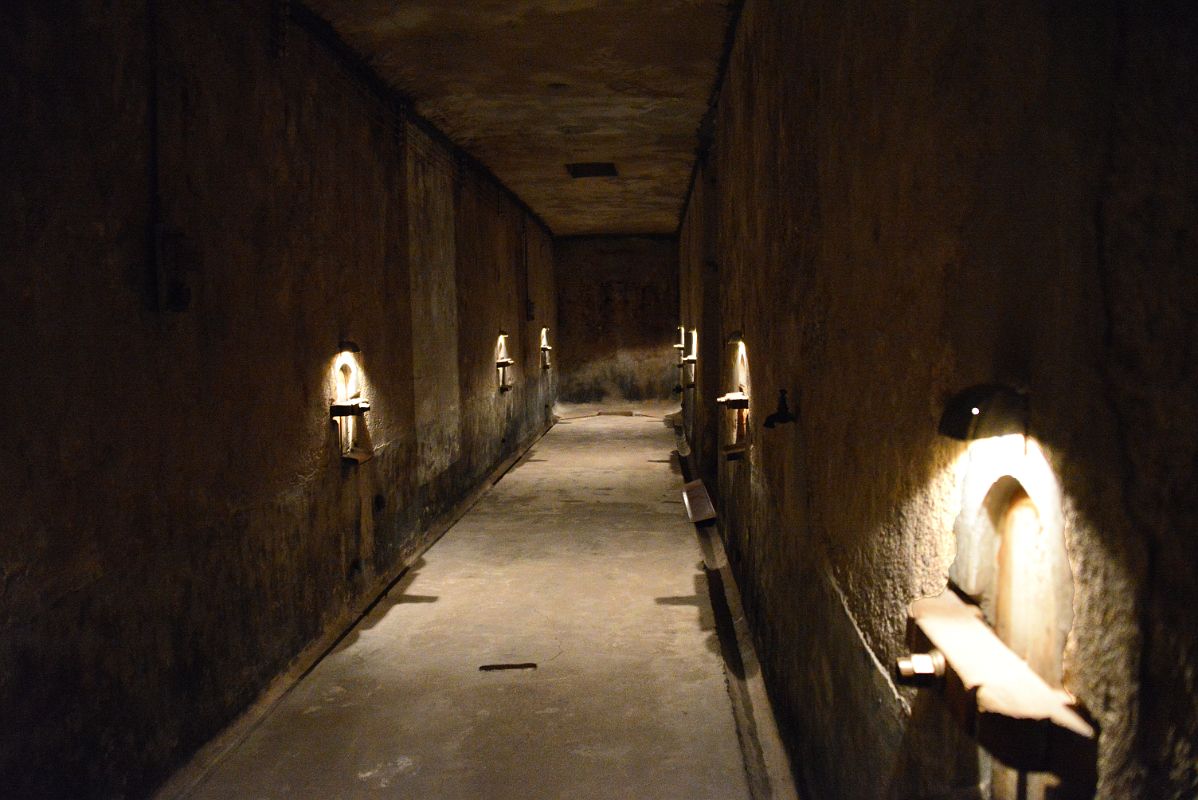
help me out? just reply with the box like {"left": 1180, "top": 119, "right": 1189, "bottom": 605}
{"left": 895, "top": 650, "right": 946, "bottom": 687}
{"left": 763, "top": 389, "right": 796, "bottom": 428}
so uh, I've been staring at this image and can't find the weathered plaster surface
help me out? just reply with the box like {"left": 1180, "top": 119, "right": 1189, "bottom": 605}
{"left": 0, "top": 2, "right": 554, "bottom": 796}
{"left": 303, "top": 0, "right": 734, "bottom": 235}
{"left": 555, "top": 236, "right": 679, "bottom": 403}
{"left": 679, "top": 162, "right": 721, "bottom": 494}
{"left": 408, "top": 128, "right": 463, "bottom": 483}
{"left": 681, "top": 1, "right": 1195, "bottom": 797}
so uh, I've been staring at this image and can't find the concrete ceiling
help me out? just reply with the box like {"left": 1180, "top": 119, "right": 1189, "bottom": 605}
{"left": 305, "top": 1, "right": 733, "bottom": 236}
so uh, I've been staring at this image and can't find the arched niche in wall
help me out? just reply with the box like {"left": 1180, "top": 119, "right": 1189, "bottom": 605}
{"left": 951, "top": 471, "right": 1073, "bottom": 690}
{"left": 673, "top": 325, "right": 687, "bottom": 394}
{"left": 947, "top": 436, "right": 1079, "bottom": 799}
{"left": 496, "top": 332, "right": 515, "bottom": 392}
{"left": 685, "top": 328, "right": 699, "bottom": 388}
{"left": 539, "top": 327, "right": 552, "bottom": 369}
{"left": 716, "top": 333, "right": 751, "bottom": 460}
{"left": 330, "top": 343, "right": 372, "bottom": 462}
{"left": 675, "top": 325, "right": 699, "bottom": 395}
{"left": 900, "top": 388, "right": 1096, "bottom": 797}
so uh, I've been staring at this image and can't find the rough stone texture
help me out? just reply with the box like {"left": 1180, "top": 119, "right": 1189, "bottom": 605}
{"left": 0, "top": 2, "right": 554, "bottom": 797}
{"left": 555, "top": 236, "right": 679, "bottom": 403}
{"left": 302, "top": 0, "right": 734, "bottom": 235}
{"left": 680, "top": 1, "right": 1195, "bottom": 798}
{"left": 679, "top": 161, "right": 722, "bottom": 495}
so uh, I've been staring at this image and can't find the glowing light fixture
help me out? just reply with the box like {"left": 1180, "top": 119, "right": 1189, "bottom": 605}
{"left": 938, "top": 384, "right": 1028, "bottom": 440}
{"left": 539, "top": 327, "right": 552, "bottom": 369}
{"left": 330, "top": 341, "right": 372, "bottom": 463}
{"left": 718, "top": 334, "right": 752, "bottom": 461}
{"left": 898, "top": 388, "right": 1095, "bottom": 788}
{"left": 683, "top": 328, "right": 698, "bottom": 364}
{"left": 496, "top": 331, "right": 515, "bottom": 392}
{"left": 682, "top": 328, "right": 698, "bottom": 389}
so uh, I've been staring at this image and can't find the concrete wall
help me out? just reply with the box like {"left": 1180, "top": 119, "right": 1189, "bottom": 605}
{"left": 555, "top": 236, "right": 679, "bottom": 403}
{"left": 0, "top": 1, "right": 554, "bottom": 797}
{"left": 679, "top": 164, "right": 722, "bottom": 493}
{"left": 680, "top": 1, "right": 1196, "bottom": 798}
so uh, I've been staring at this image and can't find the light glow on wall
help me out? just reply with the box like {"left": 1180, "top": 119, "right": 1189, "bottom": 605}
{"left": 330, "top": 347, "right": 368, "bottom": 459}
{"left": 718, "top": 339, "right": 752, "bottom": 452}
{"left": 334, "top": 350, "right": 362, "bottom": 402}
{"left": 956, "top": 435, "right": 1060, "bottom": 525}
{"left": 540, "top": 327, "right": 552, "bottom": 369}
{"left": 496, "top": 332, "right": 515, "bottom": 391}
{"left": 734, "top": 341, "right": 751, "bottom": 398}
{"left": 948, "top": 433, "right": 1074, "bottom": 690}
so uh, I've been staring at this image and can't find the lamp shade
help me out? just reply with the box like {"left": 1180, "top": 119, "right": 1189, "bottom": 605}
{"left": 938, "top": 384, "right": 1028, "bottom": 440}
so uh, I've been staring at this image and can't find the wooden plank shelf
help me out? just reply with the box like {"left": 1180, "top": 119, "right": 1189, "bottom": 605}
{"left": 907, "top": 590, "right": 1097, "bottom": 778}
{"left": 682, "top": 479, "right": 717, "bottom": 523}
{"left": 341, "top": 447, "right": 373, "bottom": 464}
{"left": 716, "top": 391, "right": 749, "bottom": 409}
{"left": 330, "top": 398, "right": 370, "bottom": 418}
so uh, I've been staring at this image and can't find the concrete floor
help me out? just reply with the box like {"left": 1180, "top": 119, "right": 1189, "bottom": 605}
{"left": 185, "top": 413, "right": 752, "bottom": 800}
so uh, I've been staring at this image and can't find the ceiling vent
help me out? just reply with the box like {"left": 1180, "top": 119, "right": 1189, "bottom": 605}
{"left": 566, "top": 162, "right": 618, "bottom": 179}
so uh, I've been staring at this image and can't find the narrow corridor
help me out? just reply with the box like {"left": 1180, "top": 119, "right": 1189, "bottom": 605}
{"left": 182, "top": 413, "right": 752, "bottom": 799}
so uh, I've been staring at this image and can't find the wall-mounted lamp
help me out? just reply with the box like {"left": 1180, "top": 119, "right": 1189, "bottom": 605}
{"left": 938, "top": 384, "right": 1028, "bottom": 440}
{"left": 496, "top": 331, "right": 515, "bottom": 392}
{"left": 539, "top": 327, "right": 552, "bottom": 369}
{"left": 682, "top": 328, "right": 698, "bottom": 364}
{"left": 718, "top": 332, "right": 751, "bottom": 461}
{"left": 675, "top": 325, "right": 688, "bottom": 381}
{"left": 330, "top": 341, "right": 372, "bottom": 463}
{"left": 903, "top": 382, "right": 1095, "bottom": 792}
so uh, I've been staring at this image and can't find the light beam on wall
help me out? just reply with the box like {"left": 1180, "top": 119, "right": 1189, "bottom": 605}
{"left": 496, "top": 331, "right": 515, "bottom": 392}
{"left": 540, "top": 327, "right": 552, "bottom": 369}
{"left": 330, "top": 341, "right": 372, "bottom": 462}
